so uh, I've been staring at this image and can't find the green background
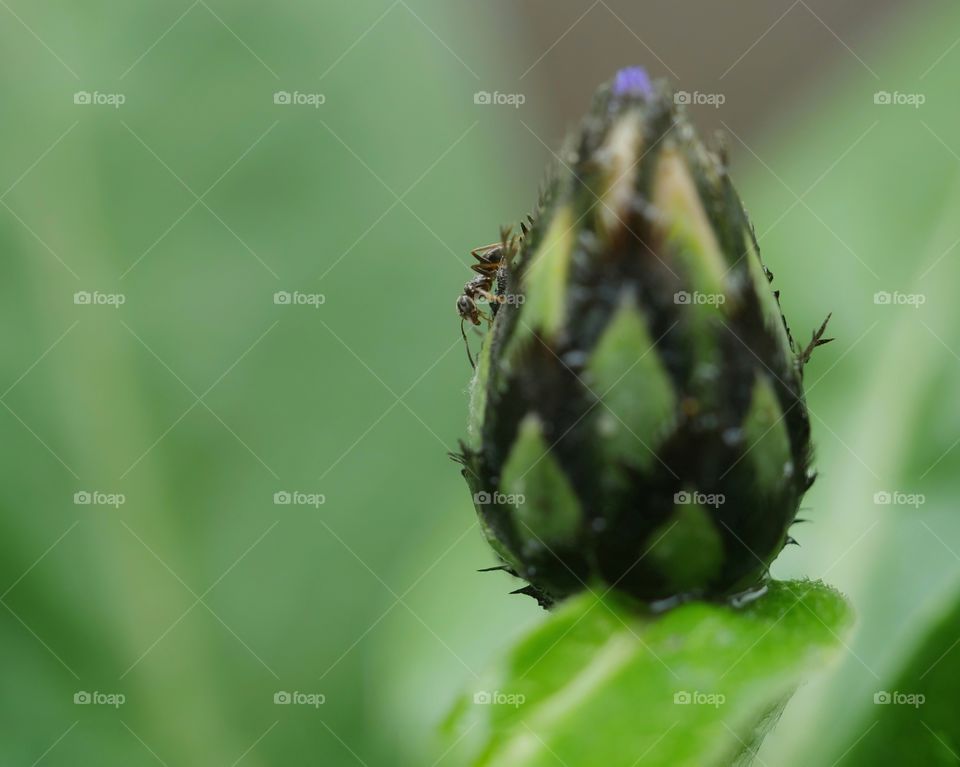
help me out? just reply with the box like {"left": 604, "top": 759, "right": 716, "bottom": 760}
{"left": 1, "top": 2, "right": 958, "bottom": 764}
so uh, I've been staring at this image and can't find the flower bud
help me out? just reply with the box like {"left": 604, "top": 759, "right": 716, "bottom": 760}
{"left": 456, "top": 68, "right": 830, "bottom": 605}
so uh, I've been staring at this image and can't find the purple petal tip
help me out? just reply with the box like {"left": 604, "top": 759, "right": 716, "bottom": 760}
{"left": 612, "top": 67, "right": 653, "bottom": 99}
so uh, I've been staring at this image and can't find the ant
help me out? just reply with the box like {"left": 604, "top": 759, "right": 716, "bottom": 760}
{"left": 457, "top": 226, "right": 522, "bottom": 369}
{"left": 457, "top": 216, "right": 538, "bottom": 368}
{"left": 457, "top": 243, "right": 504, "bottom": 369}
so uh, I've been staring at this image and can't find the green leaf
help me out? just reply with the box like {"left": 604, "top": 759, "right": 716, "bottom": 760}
{"left": 736, "top": 4, "right": 960, "bottom": 764}
{"left": 837, "top": 591, "right": 960, "bottom": 764}
{"left": 0, "top": 4, "right": 518, "bottom": 765}
{"left": 445, "top": 580, "right": 850, "bottom": 767}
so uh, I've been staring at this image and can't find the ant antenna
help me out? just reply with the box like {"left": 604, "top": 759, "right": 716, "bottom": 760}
{"left": 461, "top": 319, "right": 476, "bottom": 370}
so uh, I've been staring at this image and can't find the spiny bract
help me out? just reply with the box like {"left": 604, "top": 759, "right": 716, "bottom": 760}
{"left": 455, "top": 67, "right": 831, "bottom": 607}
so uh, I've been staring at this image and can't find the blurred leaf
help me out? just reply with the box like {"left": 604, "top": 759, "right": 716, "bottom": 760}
{"left": 0, "top": 2, "right": 522, "bottom": 764}
{"left": 729, "top": 3, "right": 960, "bottom": 764}
{"left": 445, "top": 581, "right": 850, "bottom": 767}
{"left": 840, "top": 591, "right": 960, "bottom": 764}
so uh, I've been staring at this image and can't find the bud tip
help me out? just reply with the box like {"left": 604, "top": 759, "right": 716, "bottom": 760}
{"left": 612, "top": 66, "right": 653, "bottom": 99}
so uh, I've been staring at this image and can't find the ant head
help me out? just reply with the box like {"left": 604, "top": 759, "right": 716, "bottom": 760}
{"left": 456, "top": 295, "right": 479, "bottom": 324}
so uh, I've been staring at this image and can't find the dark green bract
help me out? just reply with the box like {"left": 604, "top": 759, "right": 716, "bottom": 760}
{"left": 456, "top": 68, "right": 828, "bottom": 605}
